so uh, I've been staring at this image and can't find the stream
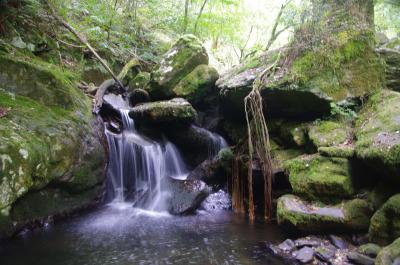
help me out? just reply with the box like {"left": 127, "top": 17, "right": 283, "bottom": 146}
{"left": 0, "top": 95, "right": 289, "bottom": 265}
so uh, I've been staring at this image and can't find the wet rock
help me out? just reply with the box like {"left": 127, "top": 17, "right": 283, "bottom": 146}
{"left": 187, "top": 157, "right": 225, "bottom": 188}
{"left": 128, "top": 89, "right": 150, "bottom": 107}
{"left": 355, "top": 90, "right": 400, "bottom": 183}
{"left": 283, "top": 154, "right": 354, "bottom": 202}
{"left": 375, "top": 237, "right": 400, "bottom": 265}
{"left": 129, "top": 98, "right": 197, "bottom": 125}
{"left": 315, "top": 245, "right": 337, "bottom": 262}
{"left": 295, "top": 247, "right": 314, "bottom": 263}
{"left": 318, "top": 146, "right": 355, "bottom": 158}
{"left": 149, "top": 35, "right": 208, "bottom": 99}
{"left": 278, "top": 239, "right": 296, "bottom": 252}
{"left": 277, "top": 195, "right": 373, "bottom": 232}
{"left": 369, "top": 194, "right": 400, "bottom": 245}
{"left": 201, "top": 190, "right": 231, "bottom": 211}
{"left": 329, "top": 235, "right": 349, "bottom": 250}
{"left": 166, "top": 178, "right": 211, "bottom": 215}
{"left": 295, "top": 237, "right": 323, "bottom": 248}
{"left": 358, "top": 243, "right": 382, "bottom": 258}
{"left": 377, "top": 39, "right": 400, "bottom": 92}
{"left": 394, "top": 258, "right": 400, "bottom": 265}
{"left": 347, "top": 252, "right": 375, "bottom": 265}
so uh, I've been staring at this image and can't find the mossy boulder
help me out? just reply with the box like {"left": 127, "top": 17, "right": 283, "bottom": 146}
{"left": 277, "top": 195, "right": 373, "bottom": 232}
{"left": 149, "top": 35, "right": 209, "bottom": 99}
{"left": 173, "top": 64, "right": 219, "bottom": 104}
{"left": 355, "top": 90, "right": 400, "bottom": 182}
{"left": 369, "top": 194, "right": 400, "bottom": 245}
{"left": 375, "top": 237, "right": 400, "bottom": 265}
{"left": 284, "top": 155, "right": 354, "bottom": 202}
{"left": 128, "top": 72, "right": 151, "bottom": 91}
{"left": 129, "top": 98, "right": 197, "bottom": 125}
{"left": 218, "top": 1, "right": 382, "bottom": 120}
{"left": 318, "top": 146, "right": 355, "bottom": 158}
{"left": 0, "top": 56, "right": 105, "bottom": 237}
{"left": 308, "top": 120, "right": 352, "bottom": 149}
{"left": 275, "top": 121, "right": 309, "bottom": 148}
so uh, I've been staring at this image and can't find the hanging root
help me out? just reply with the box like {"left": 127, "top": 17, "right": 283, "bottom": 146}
{"left": 243, "top": 54, "right": 279, "bottom": 222}
{"left": 232, "top": 156, "right": 245, "bottom": 214}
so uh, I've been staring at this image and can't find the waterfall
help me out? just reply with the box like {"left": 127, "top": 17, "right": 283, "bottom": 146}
{"left": 105, "top": 109, "right": 189, "bottom": 211}
{"left": 191, "top": 125, "right": 228, "bottom": 157}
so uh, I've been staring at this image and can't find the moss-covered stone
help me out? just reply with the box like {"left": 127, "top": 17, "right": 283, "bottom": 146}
{"left": 284, "top": 154, "right": 354, "bottom": 202}
{"left": 358, "top": 243, "right": 382, "bottom": 258}
{"left": 378, "top": 38, "right": 400, "bottom": 92}
{"left": 318, "top": 146, "right": 355, "bottom": 158}
{"left": 0, "top": 56, "right": 105, "bottom": 237}
{"left": 173, "top": 64, "right": 219, "bottom": 104}
{"left": 308, "top": 120, "right": 352, "bottom": 149}
{"left": 276, "top": 121, "right": 309, "bottom": 148}
{"left": 355, "top": 90, "right": 400, "bottom": 182}
{"left": 277, "top": 194, "right": 373, "bottom": 232}
{"left": 375, "top": 237, "right": 400, "bottom": 265}
{"left": 369, "top": 194, "right": 400, "bottom": 245}
{"left": 149, "top": 35, "right": 208, "bottom": 99}
{"left": 129, "top": 98, "right": 197, "bottom": 125}
{"left": 128, "top": 72, "right": 151, "bottom": 91}
{"left": 272, "top": 148, "right": 304, "bottom": 173}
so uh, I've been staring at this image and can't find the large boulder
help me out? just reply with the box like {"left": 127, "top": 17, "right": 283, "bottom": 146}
{"left": 165, "top": 178, "right": 211, "bottom": 215}
{"left": 284, "top": 155, "right": 354, "bottom": 202}
{"left": 308, "top": 120, "right": 352, "bottom": 149}
{"left": 0, "top": 56, "right": 106, "bottom": 238}
{"left": 355, "top": 90, "right": 400, "bottom": 182}
{"left": 149, "top": 35, "right": 209, "bottom": 99}
{"left": 129, "top": 98, "right": 197, "bottom": 125}
{"left": 375, "top": 237, "right": 400, "bottom": 265}
{"left": 277, "top": 195, "right": 373, "bottom": 232}
{"left": 173, "top": 64, "right": 219, "bottom": 104}
{"left": 369, "top": 194, "right": 400, "bottom": 245}
{"left": 217, "top": 0, "right": 382, "bottom": 120}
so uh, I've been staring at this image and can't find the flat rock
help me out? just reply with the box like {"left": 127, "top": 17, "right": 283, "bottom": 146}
{"left": 315, "top": 245, "right": 337, "bottom": 262}
{"left": 278, "top": 239, "right": 296, "bottom": 252}
{"left": 329, "top": 235, "right": 349, "bottom": 250}
{"left": 129, "top": 98, "right": 197, "bottom": 124}
{"left": 277, "top": 195, "right": 373, "bottom": 232}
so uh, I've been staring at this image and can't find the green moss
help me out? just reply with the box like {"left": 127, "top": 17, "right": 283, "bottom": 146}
{"left": 318, "top": 146, "right": 355, "bottom": 158}
{"left": 277, "top": 121, "right": 309, "bottom": 148}
{"left": 308, "top": 120, "right": 352, "bottom": 148}
{"left": 150, "top": 35, "right": 208, "bottom": 99}
{"left": 284, "top": 154, "right": 354, "bottom": 202}
{"left": 375, "top": 237, "right": 400, "bottom": 265}
{"left": 129, "top": 72, "right": 151, "bottom": 91}
{"left": 173, "top": 65, "right": 219, "bottom": 103}
{"left": 369, "top": 194, "right": 400, "bottom": 245}
{"left": 277, "top": 194, "right": 372, "bottom": 232}
{"left": 355, "top": 90, "right": 400, "bottom": 180}
{"left": 358, "top": 243, "right": 382, "bottom": 257}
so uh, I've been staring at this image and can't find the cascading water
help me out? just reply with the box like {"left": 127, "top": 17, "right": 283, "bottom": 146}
{"left": 105, "top": 108, "right": 189, "bottom": 211}
{"left": 192, "top": 125, "right": 229, "bottom": 157}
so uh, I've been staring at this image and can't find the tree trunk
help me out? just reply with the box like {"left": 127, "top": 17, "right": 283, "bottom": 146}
{"left": 193, "top": 0, "right": 209, "bottom": 35}
{"left": 183, "top": 0, "right": 190, "bottom": 33}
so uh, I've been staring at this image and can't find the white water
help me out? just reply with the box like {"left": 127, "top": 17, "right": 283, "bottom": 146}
{"left": 105, "top": 109, "right": 189, "bottom": 211}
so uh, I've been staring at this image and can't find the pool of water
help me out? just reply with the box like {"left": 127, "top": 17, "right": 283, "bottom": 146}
{"left": 0, "top": 204, "right": 289, "bottom": 265}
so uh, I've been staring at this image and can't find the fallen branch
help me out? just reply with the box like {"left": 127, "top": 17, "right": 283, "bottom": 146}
{"left": 43, "top": 0, "right": 125, "bottom": 90}
{"left": 93, "top": 79, "right": 116, "bottom": 114}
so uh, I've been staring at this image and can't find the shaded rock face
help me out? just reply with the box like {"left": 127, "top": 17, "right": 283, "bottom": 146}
{"left": 369, "top": 194, "right": 400, "bottom": 246}
{"left": 149, "top": 35, "right": 209, "bottom": 100}
{"left": 277, "top": 195, "right": 373, "bottom": 232}
{"left": 375, "top": 237, "right": 400, "bottom": 265}
{"left": 0, "top": 56, "right": 106, "bottom": 238}
{"left": 355, "top": 90, "right": 400, "bottom": 182}
{"left": 377, "top": 38, "right": 400, "bottom": 92}
{"left": 165, "top": 178, "right": 211, "bottom": 215}
{"left": 129, "top": 98, "right": 197, "bottom": 125}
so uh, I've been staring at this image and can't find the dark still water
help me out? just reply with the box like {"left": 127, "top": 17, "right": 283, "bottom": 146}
{"left": 0, "top": 203, "right": 289, "bottom": 265}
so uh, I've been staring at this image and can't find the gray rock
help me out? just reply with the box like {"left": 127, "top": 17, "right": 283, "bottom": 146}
{"left": 165, "top": 178, "right": 211, "bottom": 215}
{"left": 278, "top": 239, "right": 296, "bottom": 252}
{"left": 329, "top": 235, "right": 348, "bottom": 250}
{"left": 393, "top": 258, "right": 400, "bottom": 265}
{"left": 295, "top": 247, "right": 315, "bottom": 264}
{"left": 295, "top": 237, "right": 323, "bottom": 248}
{"left": 347, "top": 251, "right": 375, "bottom": 265}
{"left": 315, "top": 245, "right": 337, "bottom": 262}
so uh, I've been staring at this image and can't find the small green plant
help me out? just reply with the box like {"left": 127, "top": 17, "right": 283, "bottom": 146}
{"left": 330, "top": 102, "right": 357, "bottom": 119}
